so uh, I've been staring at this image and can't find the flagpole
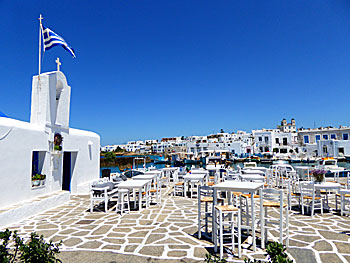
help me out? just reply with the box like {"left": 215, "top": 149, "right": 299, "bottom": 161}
{"left": 38, "top": 14, "right": 43, "bottom": 76}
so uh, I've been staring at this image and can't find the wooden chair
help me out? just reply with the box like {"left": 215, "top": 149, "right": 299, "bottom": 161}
{"left": 90, "top": 180, "right": 118, "bottom": 212}
{"left": 214, "top": 203, "right": 241, "bottom": 259}
{"left": 259, "top": 188, "right": 289, "bottom": 249}
{"left": 299, "top": 182, "right": 323, "bottom": 218}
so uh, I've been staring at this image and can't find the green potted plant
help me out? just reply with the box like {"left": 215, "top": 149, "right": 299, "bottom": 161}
{"left": 32, "top": 174, "right": 41, "bottom": 187}
{"left": 39, "top": 174, "right": 46, "bottom": 186}
{"left": 53, "top": 133, "right": 63, "bottom": 152}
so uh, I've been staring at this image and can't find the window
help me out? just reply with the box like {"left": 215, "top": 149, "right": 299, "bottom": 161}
{"left": 32, "top": 151, "right": 39, "bottom": 175}
{"left": 323, "top": 134, "right": 328, "bottom": 140}
{"left": 259, "top": 137, "right": 262, "bottom": 142}
{"left": 31, "top": 151, "right": 46, "bottom": 188}
{"left": 339, "top": 147, "right": 344, "bottom": 154}
{"left": 275, "top": 138, "right": 279, "bottom": 144}
{"left": 304, "top": 135, "right": 309, "bottom": 144}
{"left": 331, "top": 134, "right": 336, "bottom": 140}
{"left": 264, "top": 137, "right": 269, "bottom": 143}
{"left": 343, "top": 133, "right": 349, "bottom": 140}
{"left": 323, "top": 146, "right": 328, "bottom": 154}
{"left": 315, "top": 135, "right": 320, "bottom": 141}
{"left": 283, "top": 138, "right": 288, "bottom": 146}
{"left": 259, "top": 147, "right": 263, "bottom": 152}
{"left": 264, "top": 147, "right": 269, "bottom": 152}
{"left": 280, "top": 148, "right": 288, "bottom": 153}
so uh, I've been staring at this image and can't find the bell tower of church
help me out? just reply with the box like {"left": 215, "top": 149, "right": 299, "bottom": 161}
{"left": 30, "top": 60, "right": 71, "bottom": 129}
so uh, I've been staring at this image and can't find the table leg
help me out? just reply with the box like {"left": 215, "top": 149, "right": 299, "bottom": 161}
{"left": 251, "top": 192, "right": 256, "bottom": 251}
{"left": 138, "top": 188, "right": 142, "bottom": 211}
{"left": 213, "top": 188, "right": 218, "bottom": 251}
{"left": 228, "top": 190, "right": 232, "bottom": 205}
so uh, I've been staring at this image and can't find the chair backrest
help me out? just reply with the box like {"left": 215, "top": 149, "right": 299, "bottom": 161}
{"left": 265, "top": 168, "right": 274, "bottom": 187}
{"left": 199, "top": 185, "right": 213, "bottom": 198}
{"left": 299, "top": 182, "right": 315, "bottom": 198}
{"left": 260, "top": 188, "right": 283, "bottom": 206}
{"left": 334, "top": 171, "right": 340, "bottom": 182}
{"left": 173, "top": 170, "right": 179, "bottom": 183}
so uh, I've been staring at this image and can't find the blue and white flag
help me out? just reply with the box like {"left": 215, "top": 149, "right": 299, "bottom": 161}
{"left": 42, "top": 26, "right": 76, "bottom": 58}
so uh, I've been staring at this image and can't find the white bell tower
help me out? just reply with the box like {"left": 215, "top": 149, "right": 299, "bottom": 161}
{"left": 30, "top": 60, "right": 71, "bottom": 129}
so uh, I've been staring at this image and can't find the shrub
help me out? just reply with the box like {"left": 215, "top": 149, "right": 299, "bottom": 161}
{"left": 0, "top": 229, "right": 62, "bottom": 263}
{"left": 204, "top": 253, "right": 227, "bottom": 263}
{"left": 266, "top": 242, "right": 293, "bottom": 263}
{"left": 207, "top": 242, "right": 292, "bottom": 263}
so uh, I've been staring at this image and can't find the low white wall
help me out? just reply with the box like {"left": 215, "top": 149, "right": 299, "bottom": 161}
{"left": 0, "top": 191, "right": 70, "bottom": 229}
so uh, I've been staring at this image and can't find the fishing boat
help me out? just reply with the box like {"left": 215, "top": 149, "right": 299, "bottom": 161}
{"left": 317, "top": 157, "right": 345, "bottom": 173}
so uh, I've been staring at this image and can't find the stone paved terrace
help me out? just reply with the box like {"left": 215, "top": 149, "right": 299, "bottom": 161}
{"left": 2, "top": 185, "right": 350, "bottom": 263}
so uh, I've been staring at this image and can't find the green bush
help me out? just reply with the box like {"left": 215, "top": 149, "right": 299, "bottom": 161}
{"left": 207, "top": 242, "right": 292, "bottom": 263}
{"left": 204, "top": 253, "right": 227, "bottom": 263}
{"left": 104, "top": 152, "right": 115, "bottom": 163}
{"left": 0, "top": 229, "right": 62, "bottom": 263}
{"left": 266, "top": 242, "right": 292, "bottom": 263}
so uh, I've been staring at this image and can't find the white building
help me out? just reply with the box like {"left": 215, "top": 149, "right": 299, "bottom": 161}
{"left": 0, "top": 70, "right": 100, "bottom": 227}
{"left": 252, "top": 129, "right": 298, "bottom": 154}
{"left": 152, "top": 141, "right": 175, "bottom": 153}
{"left": 145, "top": 139, "right": 158, "bottom": 145}
{"left": 126, "top": 141, "right": 144, "bottom": 152}
{"left": 298, "top": 126, "right": 350, "bottom": 157}
{"left": 277, "top": 118, "right": 296, "bottom": 133}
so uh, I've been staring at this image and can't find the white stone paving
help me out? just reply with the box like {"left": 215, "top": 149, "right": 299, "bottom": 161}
{"left": 2, "top": 184, "right": 350, "bottom": 262}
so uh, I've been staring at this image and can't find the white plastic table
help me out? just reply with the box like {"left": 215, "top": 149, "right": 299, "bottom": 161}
{"left": 117, "top": 180, "right": 151, "bottom": 211}
{"left": 162, "top": 167, "right": 178, "bottom": 181}
{"left": 144, "top": 170, "right": 162, "bottom": 176}
{"left": 132, "top": 174, "right": 157, "bottom": 180}
{"left": 313, "top": 182, "right": 341, "bottom": 191}
{"left": 305, "top": 181, "right": 341, "bottom": 191}
{"left": 191, "top": 169, "right": 209, "bottom": 174}
{"left": 242, "top": 169, "right": 265, "bottom": 175}
{"left": 240, "top": 174, "right": 265, "bottom": 182}
{"left": 246, "top": 167, "right": 268, "bottom": 173}
{"left": 213, "top": 181, "right": 264, "bottom": 252}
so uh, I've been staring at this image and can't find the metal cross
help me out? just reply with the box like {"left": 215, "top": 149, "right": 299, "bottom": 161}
{"left": 38, "top": 14, "right": 44, "bottom": 24}
{"left": 55, "top": 57, "right": 61, "bottom": 72}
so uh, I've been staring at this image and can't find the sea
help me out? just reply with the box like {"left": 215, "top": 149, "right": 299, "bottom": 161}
{"left": 100, "top": 156, "right": 350, "bottom": 176}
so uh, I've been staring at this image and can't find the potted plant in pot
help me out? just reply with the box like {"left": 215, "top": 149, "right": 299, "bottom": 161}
{"left": 53, "top": 133, "right": 63, "bottom": 152}
{"left": 39, "top": 174, "right": 46, "bottom": 186}
{"left": 311, "top": 169, "right": 326, "bottom": 184}
{"left": 32, "top": 174, "right": 41, "bottom": 187}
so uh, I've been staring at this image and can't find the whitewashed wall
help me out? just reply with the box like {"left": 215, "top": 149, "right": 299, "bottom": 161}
{"left": 0, "top": 70, "right": 100, "bottom": 210}
{"left": 0, "top": 117, "right": 100, "bottom": 209}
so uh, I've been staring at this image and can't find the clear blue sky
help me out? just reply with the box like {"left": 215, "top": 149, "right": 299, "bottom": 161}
{"left": 1, "top": 1, "right": 350, "bottom": 145}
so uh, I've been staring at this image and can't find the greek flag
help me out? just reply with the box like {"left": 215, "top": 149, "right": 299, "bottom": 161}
{"left": 42, "top": 26, "right": 76, "bottom": 58}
